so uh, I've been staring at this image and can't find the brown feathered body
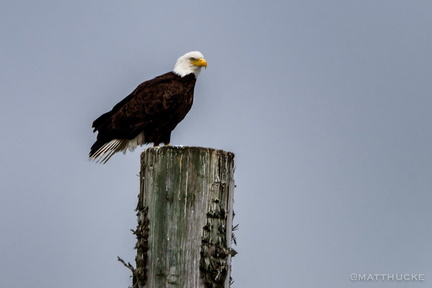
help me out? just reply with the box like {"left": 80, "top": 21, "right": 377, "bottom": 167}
{"left": 89, "top": 72, "right": 196, "bottom": 163}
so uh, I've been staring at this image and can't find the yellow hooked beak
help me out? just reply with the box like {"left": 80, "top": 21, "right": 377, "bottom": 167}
{"left": 192, "top": 58, "right": 207, "bottom": 68}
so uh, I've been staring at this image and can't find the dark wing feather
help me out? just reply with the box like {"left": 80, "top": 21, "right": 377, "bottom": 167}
{"left": 90, "top": 72, "right": 196, "bottom": 155}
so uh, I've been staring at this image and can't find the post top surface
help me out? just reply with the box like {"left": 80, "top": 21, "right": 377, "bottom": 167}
{"left": 141, "top": 146, "right": 235, "bottom": 159}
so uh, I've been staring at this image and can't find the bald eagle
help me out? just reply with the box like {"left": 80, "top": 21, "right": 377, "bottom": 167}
{"left": 89, "top": 51, "right": 207, "bottom": 163}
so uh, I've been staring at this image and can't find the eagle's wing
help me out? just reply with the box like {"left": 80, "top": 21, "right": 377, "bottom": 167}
{"left": 93, "top": 72, "right": 185, "bottom": 139}
{"left": 115, "top": 76, "right": 187, "bottom": 133}
{"left": 90, "top": 72, "right": 192, "bottom": 163}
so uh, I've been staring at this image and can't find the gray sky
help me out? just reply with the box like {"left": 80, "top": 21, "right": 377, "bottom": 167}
{"left": 1, "top": 1, "right": 432, "bottom": 287}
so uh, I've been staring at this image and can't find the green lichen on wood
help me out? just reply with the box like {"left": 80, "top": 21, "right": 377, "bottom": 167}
{"left": 134, "top": 206, "right": 149, "bottom": 287}
{"left": 199, "top": 153, "right": 237, "bottom": 288}
{"left": 118, "top": 206, "right": 149, "bottom": 288}
{"left": 199, "top": 219, "right": 238, "bottom": 287}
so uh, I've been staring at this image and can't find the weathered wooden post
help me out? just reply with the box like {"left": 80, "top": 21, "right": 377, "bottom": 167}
{"left": 132, "top": 146, "right": 235, "bottom": 288}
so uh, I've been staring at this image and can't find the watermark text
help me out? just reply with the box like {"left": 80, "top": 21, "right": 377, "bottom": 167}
{"left": 350, "top": 273, "right": 424, "bottom": 282}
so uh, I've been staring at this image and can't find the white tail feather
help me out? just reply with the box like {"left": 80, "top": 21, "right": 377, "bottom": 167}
{"left": 89, "top": 132, "right": 146, "bottom": 164}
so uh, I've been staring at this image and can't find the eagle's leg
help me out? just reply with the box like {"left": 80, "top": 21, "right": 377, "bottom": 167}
{"left": 162, "top": 132, "right": 171, "bottom": 146}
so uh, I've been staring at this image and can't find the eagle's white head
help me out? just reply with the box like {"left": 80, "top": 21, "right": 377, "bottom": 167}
{"left": 173, "top": 51, "right": 207, "bottom": 77}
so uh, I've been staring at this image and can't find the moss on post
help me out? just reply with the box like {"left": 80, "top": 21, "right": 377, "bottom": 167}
{"left": 136, "top": 146, "right": 235, "bottom": 288}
